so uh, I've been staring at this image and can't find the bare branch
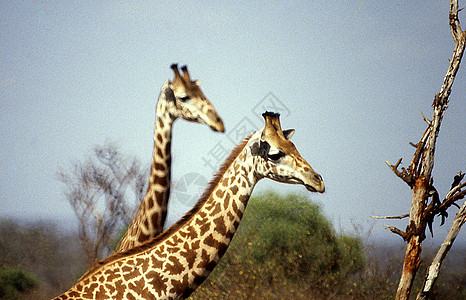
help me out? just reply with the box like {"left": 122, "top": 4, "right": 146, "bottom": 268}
{"left": 445, "top": 180, "right": 466, "bottom": 200}
{"left": 58, "top": 142, "right": 147, "bottom": 265}
{"left": 420, "top": 110, "right": 432, "bottom": 126}
{"left": 382, "top": 224, "right": 409, "bottom": 240}
{"left": 440, "top": 189, "right": 466, "bottom": 210}
{"left": 408, "top": 126, "right": 431, "bottom": 177}
{"left": 386, "top": 159, "right": 414, "bottom": 186}
{"left": 450, "top": 1, "right": 465, "bottom": 39}
{"left": 429, "top": 181, "right": 466, "bottom": 217}
{"left": 371, "top": 214, "right": 409, "bottom": 220}
{"left": 447, "top": 172, "right": 465, "bottom": 195}
{"left": 417, "top": 200, "right": 466, "bottom": 300}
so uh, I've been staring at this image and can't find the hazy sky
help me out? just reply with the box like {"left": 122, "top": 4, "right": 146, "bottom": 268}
{"left": 1, "top": 1, "right": 465, "bottom": 245}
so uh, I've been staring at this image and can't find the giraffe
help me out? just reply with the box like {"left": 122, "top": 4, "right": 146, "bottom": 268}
{"left": 115, "top": 64, "right": 225, "bottom": 253}
{"left": 53, "top": 112, "right": 324, "bottom": 300}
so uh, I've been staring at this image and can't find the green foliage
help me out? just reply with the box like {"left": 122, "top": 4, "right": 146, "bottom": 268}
{"left": 191, "top": 192, "right": 365, "bottom": 299}
{"left": 335, "top": 234, "right": 365, "bottom": 278}
{"left": 0, "top": 267, "right": 39, "bottom": 300}
{"left": 238, "top": 192, "right": 342, "bottom": 277}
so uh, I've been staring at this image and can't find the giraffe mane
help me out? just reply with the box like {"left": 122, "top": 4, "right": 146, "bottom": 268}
{"left": 79, "top": 135, "right": 253, "bottom": 281}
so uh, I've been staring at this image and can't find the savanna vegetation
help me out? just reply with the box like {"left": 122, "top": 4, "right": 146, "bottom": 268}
{"left": 0, "top": 193, "right": 464, "bottom": 299}
{"left": 0, "top": 267, "right": 38, "bottom": 300}
{"left": 0, "top": 219, "right": 86, "bottom": 299}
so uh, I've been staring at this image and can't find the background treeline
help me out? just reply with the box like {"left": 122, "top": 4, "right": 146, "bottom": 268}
{"left": 0, "top": 219, "right": 86, "bottom": 299}
{"left": 0, "top": 193, "right": 464, "bottom": 299}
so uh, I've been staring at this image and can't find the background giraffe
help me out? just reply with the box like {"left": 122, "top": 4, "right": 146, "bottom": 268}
{"left": 115, "top": 64, "right": 224, "bottom": 253}
{"left": 53, "top": 112, "right": 324, "bottom": 300}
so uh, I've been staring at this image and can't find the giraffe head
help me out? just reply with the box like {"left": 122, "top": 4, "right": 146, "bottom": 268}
{"left": 250, "top": 111, "right": 325, "bottom": 193}
{"left": 165, "top": 64, "right": 225, "bottom": 132}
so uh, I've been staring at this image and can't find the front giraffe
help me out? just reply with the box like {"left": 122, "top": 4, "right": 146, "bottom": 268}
{"left": 115, "top": 64, "right": 225, "bottom": 253}
{"left": 53, "top": 112, "right": 324, "bottom": 300}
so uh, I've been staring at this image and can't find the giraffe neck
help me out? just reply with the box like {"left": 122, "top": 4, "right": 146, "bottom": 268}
{"left": 115, "top": 90, "right": 176, "bottom": 252}
{"left": 54, "top": 135, "right": 261, "bottom": 300}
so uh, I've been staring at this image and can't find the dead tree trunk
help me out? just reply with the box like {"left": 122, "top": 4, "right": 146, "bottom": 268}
{"left": 377, "top": 1, "right": 465, "bottom": 299}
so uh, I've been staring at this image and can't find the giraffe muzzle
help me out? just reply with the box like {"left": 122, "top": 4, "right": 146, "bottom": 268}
{"left": 304, "top": 173, "right": 325, "bottom": 193}
{"left": 209, "top": 117, "right": 225, "bottom": 132}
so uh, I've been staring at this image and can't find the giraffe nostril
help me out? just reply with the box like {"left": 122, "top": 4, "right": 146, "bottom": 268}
{"left": 314, "top": 174, "right": 322, "bottom": 182}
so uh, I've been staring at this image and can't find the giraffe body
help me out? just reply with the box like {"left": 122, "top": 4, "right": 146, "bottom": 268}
{"left": 54, "top": 112, "right": 324, "bottom": 299}
{"left": 115, "top": 65, "right": 224, "bottom": 253}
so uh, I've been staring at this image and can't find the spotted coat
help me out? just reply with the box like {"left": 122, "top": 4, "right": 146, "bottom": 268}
{"left": 53, "top": 112, "right": 324, "bottom": 299}
{"left": 115, "top": 65, "right": 224, "bottom": 253}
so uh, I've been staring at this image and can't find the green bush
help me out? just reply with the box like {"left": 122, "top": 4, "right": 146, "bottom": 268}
{"left": 0, "top": 267, "right": 39, "bottom": 300}
{"left": 240, "top": 193, "right": 341, "bottom": 276}
{"left": 191, "top": 192, "right": 365, "bottom": 299}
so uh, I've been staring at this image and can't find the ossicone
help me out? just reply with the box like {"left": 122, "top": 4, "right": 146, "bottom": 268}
{"left": 170, "top": 63, "right": 182, "bottom": 80}
{"left": 180, "top": 65, "right": 191, "bottom": 82}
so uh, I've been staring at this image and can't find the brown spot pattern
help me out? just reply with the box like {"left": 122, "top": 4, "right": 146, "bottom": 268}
{"left": 209, "top": 202, "right": 222, "bottom": 216}
{"left": 154, "top": 162, "right": 165, "bottom": 171}
{"left": 213, "top": 216, "right": 227, "bottom": 236}
{"left": 199, "top": 222, "right": 210, "bottom": 236}
{"left": 157, "top": 117, "right": 164, "bottom": 129}
{"left": 223, "top": 193, "right": 230, "bottom": 209}
{"left": 138, "top": 232, "right": 150, "bottom": 243}
{"left": 156, "top": 133, "right": 163, "bottom": 143}
{"left": 231, "top": 185, "right": 238, "bottom": 195}
{"left": 166, "top": 256, "right": 184, "bottom": 275}
{"left": 147, "top": 271, "right": 167, "bottom": 293}
{"left": 165, "top": 141, "right": 171, "bottom": 155}
{"left": 215, "top": 189, "right": 224, "bottom": 198}
{"left": 156, "top": 147, "right": 163, "bottom": 158}
{"left": 53, "top": 137, "right": 275, "bottom": 300}
{"left": 151, "top": 212, "right": 160, "bottom": 231}
{"left": 147, "top": 197, "right": 154, "bottom": 210}
{"left": 180, "top": 240, "right": 200, "bottom": 269}
{"left": 152, "top": 174, "right": 167, "bottom": 186}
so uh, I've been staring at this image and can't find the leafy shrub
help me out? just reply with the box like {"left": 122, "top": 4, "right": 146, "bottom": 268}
{"left": 0, "top": 267, "right": 39, "bottom": 300}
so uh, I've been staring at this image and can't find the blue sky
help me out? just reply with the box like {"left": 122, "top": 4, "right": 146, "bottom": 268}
{"left": 1, "top": 1, "right": 464, "bottom": 245}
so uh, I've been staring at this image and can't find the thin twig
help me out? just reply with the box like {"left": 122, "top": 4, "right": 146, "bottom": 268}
{"left": 371, "top": 214, "right": 409, "bottom": 220}
{"left": 420, "top": 110, "right": 432, "bottom": 126}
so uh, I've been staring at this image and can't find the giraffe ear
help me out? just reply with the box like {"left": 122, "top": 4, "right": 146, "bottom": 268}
{"left": 250, "top": 139, "right": 270, "bottom": 159}
{"left": 259, "top": 140, "right": 270, "bottom": 159}
{"left": 194, "top": 80, "right": 201, "bottom": 86}
{"left": 283, "top": 129, "right": 295, "bottom": 140}
{"left": 164, "top": 85, "right": 175, "bottom": 102}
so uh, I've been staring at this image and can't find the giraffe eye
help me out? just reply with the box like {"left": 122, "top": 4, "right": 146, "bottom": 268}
{"left": 268, "top": 151, "right": 285, "bottom": 161}
{"left": 178, "top": 95, "right": 190, "bottom": 102}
